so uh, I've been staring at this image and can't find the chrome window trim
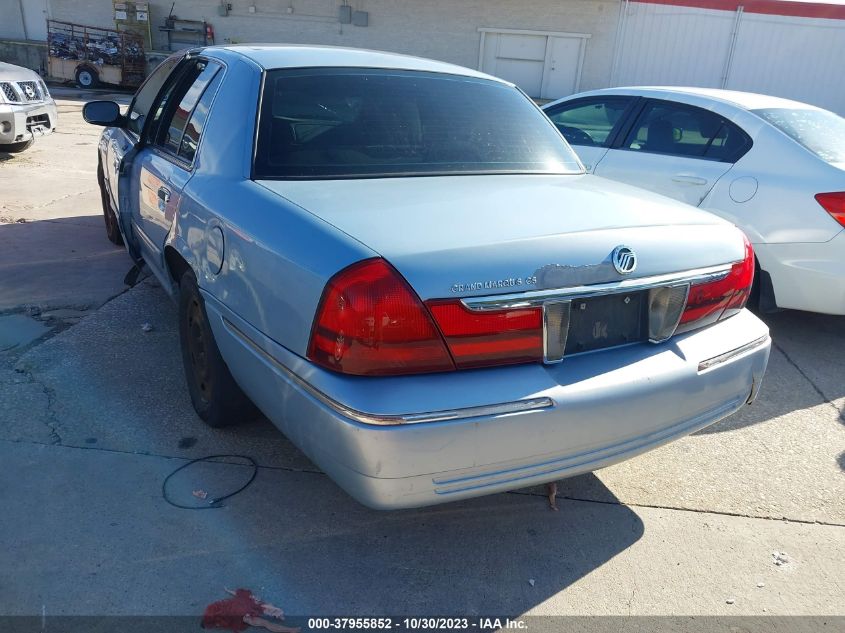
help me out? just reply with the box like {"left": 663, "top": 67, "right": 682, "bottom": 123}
{"left": 222, "top": 316, "right": 555, "bottom": 426}
{"left": 461, "top": 264, "right": 732, "bottom": 312}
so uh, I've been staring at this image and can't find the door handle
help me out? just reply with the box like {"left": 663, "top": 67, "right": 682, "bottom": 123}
{"left": 672, "top": 174, "right": 708, "bottom": 186}
{"left": 157, "top": 187, "right": 171, "bottom": 212}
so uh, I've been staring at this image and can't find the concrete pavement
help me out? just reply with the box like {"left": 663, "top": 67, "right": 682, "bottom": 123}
{"left": 0, "top": 89, "right": 133, "bottom": 352}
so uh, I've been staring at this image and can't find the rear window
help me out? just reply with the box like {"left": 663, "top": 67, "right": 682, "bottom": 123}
{"left": 753, "top": 107, "right": 845, "bottom": 164}
{"left": 253, "top": 68, "right": 582, "bottom": 179}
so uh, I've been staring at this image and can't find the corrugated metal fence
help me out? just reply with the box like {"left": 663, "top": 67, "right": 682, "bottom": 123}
{"left": 611, "top": 0, "right": 845, "bottom": 114}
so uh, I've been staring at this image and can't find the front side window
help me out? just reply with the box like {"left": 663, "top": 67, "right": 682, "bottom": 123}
{"left": 254, "top": 68, "right": 582, "bottom": 179}
{"left": 623, "top": 101, "right": 751, "bottom": 162}
{"left": 753, "top": 107, "right": 845, "bottom": 164}
{"left": 545, "top": 98, "right": 633, "bottom": 147}
{"left": 126, "top": 55, "right": 183, "bottom": 136}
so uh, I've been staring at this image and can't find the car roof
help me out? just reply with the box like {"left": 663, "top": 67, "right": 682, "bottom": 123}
{"left": 209, "top": 44, "right": 505, "bottom": 83}
{"left": 562, "top": 86, "right": 823, "bottom": 112}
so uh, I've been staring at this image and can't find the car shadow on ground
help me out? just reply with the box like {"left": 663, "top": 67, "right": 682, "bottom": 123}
{"left": 0, "top": 216, "right": 130, "bottom": 315}
{"left": 256, "top": 473, "right": 645, "bottom": 615}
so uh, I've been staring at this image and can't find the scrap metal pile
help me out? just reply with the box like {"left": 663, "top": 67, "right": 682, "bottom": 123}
{"left": 47, "top": 20, "right": 144, "bottom": 67}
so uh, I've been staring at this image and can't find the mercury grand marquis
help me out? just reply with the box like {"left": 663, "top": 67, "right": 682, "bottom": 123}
{"left": 84, "top": 45, "right": 771, "bottom": 509}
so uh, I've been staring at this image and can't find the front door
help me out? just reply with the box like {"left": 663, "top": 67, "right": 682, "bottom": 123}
{"left": 543, "top": 96, "right": 638, "bottom": 173}
{"left": 129, "top": 58, "right": 223, "bottom": 278}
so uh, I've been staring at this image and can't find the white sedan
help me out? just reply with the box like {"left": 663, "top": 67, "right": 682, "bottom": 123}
{"left": 543, "top": 87, "right": 845, "bottom": 316}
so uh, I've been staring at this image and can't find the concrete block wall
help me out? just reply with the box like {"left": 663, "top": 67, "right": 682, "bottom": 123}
{"left": 43, "top": 0, "right": 620, "bottom": 91}
{"left": 0, "top": 40, "right": 48, "bottom": 73}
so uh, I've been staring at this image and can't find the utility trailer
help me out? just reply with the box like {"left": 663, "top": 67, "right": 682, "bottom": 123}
{"left": 47, "top": 20, "right": 146, "bottom": 89}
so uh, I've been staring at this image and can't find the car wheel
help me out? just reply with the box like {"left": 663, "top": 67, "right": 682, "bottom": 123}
{"left": 97, "top": 166, "right": 123, "bottom": 245}
{"left": 75, "top": 66, "right": 99, "bottom": 89}
{"left": 3, "top": 139, "right": 34, "bottom": 153}
{"left": 178, "top": 270, "right": 257, "bottom": 427}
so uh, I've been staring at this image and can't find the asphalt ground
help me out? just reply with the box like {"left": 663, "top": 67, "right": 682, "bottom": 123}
{"left": 0, "top": 89, "right": 842, "bottom": 624}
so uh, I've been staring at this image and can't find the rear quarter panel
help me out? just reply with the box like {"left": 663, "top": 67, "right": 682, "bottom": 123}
{"left": 166, "top": 53, "right": 375, "bottom": 356}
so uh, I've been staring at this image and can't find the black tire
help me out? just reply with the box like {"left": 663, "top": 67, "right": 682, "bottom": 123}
{"left": 75, "top": 65, "right": 99, "bottom": 89}
{"left": 178, "top": 270, "right": 256, "bottom": 427}
{"left": 97, "top": 165, "right": 124, "bottom": 245}
{"left": 3, "top": 139, "right": 34, "bottom": 153}
{"left": 747, "top": 262, "right": 761, "bottom": 313}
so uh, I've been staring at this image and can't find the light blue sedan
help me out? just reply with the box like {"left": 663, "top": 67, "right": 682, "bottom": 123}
{"left": 84, "top": 45, "right": 771, "bottom": 509}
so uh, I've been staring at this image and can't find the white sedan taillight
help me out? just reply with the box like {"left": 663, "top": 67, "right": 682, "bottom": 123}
{"left": 815, "top": 192, "right": 845, "bottom": 228}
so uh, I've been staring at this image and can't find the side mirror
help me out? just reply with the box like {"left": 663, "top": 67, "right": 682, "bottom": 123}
{"left": 83, "top": 100, "right": 125, "bottom": 127}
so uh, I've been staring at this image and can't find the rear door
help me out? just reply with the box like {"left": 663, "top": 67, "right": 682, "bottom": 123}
{"left": 128, "top": 58, "right": 223, "bottom": 277}
{"left": 543, "top": 96, "right": 638, "bottom": 173}
{"left": 593, "top": 99, "right": 752, "bottom": 207}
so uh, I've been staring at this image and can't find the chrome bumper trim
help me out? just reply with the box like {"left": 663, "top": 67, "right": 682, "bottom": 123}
{"left": 698, "top": 335, "right": 771, "bottom": 372}
{"left": 222, "top": 317, "right": 555, "bottom": 426}
{"left": 461, "top": 264, "right": 732, "bottom": 311}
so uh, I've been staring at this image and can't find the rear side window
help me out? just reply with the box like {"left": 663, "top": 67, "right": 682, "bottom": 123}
{"left": 254, "top": 67, "right": 582, "bottom": 179}
{"left": 178, "top": 71, "right": 223, "bottom": 163}
{"left": 753, "top": 107, "right": 845, "bottom": 164}
{"left": 544, "top": 97, "right": 633, "bottom": 147}
{"left": 623, "top": 101, "right": 751, "bottom": 162}
{"left": 153, "top": 60, "right": 221, "bottom": 157}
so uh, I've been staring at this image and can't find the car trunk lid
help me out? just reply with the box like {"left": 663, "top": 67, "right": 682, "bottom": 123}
{"left": 257, "top": 174, "right": 745, "bottom": 301}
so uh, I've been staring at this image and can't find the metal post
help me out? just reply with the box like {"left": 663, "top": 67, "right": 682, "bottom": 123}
{"left": 17, "top": 0, "right": 29, "bottom": 39}
{"left": 722, "top": 5, "right": 744, "bottom": 89}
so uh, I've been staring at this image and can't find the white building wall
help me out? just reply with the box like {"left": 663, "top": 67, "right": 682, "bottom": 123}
{"left": 0, "top": 0, "right": 28, "bottom": 39}
{"left": 40, "top": 0, "right": 621, "bottom": 94}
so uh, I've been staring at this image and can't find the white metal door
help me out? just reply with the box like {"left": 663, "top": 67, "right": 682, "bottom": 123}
{"left": 485, "top": 32, "right": 547, "bottom": 97}
{"left": 541, "top": 36, "right": 584, "bottom": 100}
{"left": 21, "top": 0, "right": 48, "bottom": 41}
{"left": 479, "top": 29, "right": 589, "bottom": 99}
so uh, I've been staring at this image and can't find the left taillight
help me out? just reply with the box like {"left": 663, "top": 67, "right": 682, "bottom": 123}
{"left": 307, "top": 258, "right": 455, "bottom": 376}
{"left": 675, "top": 234, "right": 755, "bottom": 334}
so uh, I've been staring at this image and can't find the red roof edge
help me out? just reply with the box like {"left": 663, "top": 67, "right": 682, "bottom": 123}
{"left": 629, "top": 0, "right": 845, "bottom": 20}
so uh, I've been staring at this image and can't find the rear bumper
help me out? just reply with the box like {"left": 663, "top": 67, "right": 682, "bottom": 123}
{"left": 754, "top": 231, "right": 845, "bottom": 315}
{"left": 206, "top": 297, "right": 771, "bottom": 509}
{"left": 0, "top": 100, "right": 57, "bottom": 145}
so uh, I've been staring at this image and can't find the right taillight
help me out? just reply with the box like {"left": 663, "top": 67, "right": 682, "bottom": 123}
{"left": 425, "top": 300, "right": 543, "bottom": 369}
{"left": 675, "top": 234, "right": 755, "bottom": 334}
{"left": 815, "top": 192, "right": 845, "bottom": 228}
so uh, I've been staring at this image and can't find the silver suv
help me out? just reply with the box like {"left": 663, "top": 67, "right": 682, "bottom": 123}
{"left": 0, "top": 62, "right": 58, "bottom": 153}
